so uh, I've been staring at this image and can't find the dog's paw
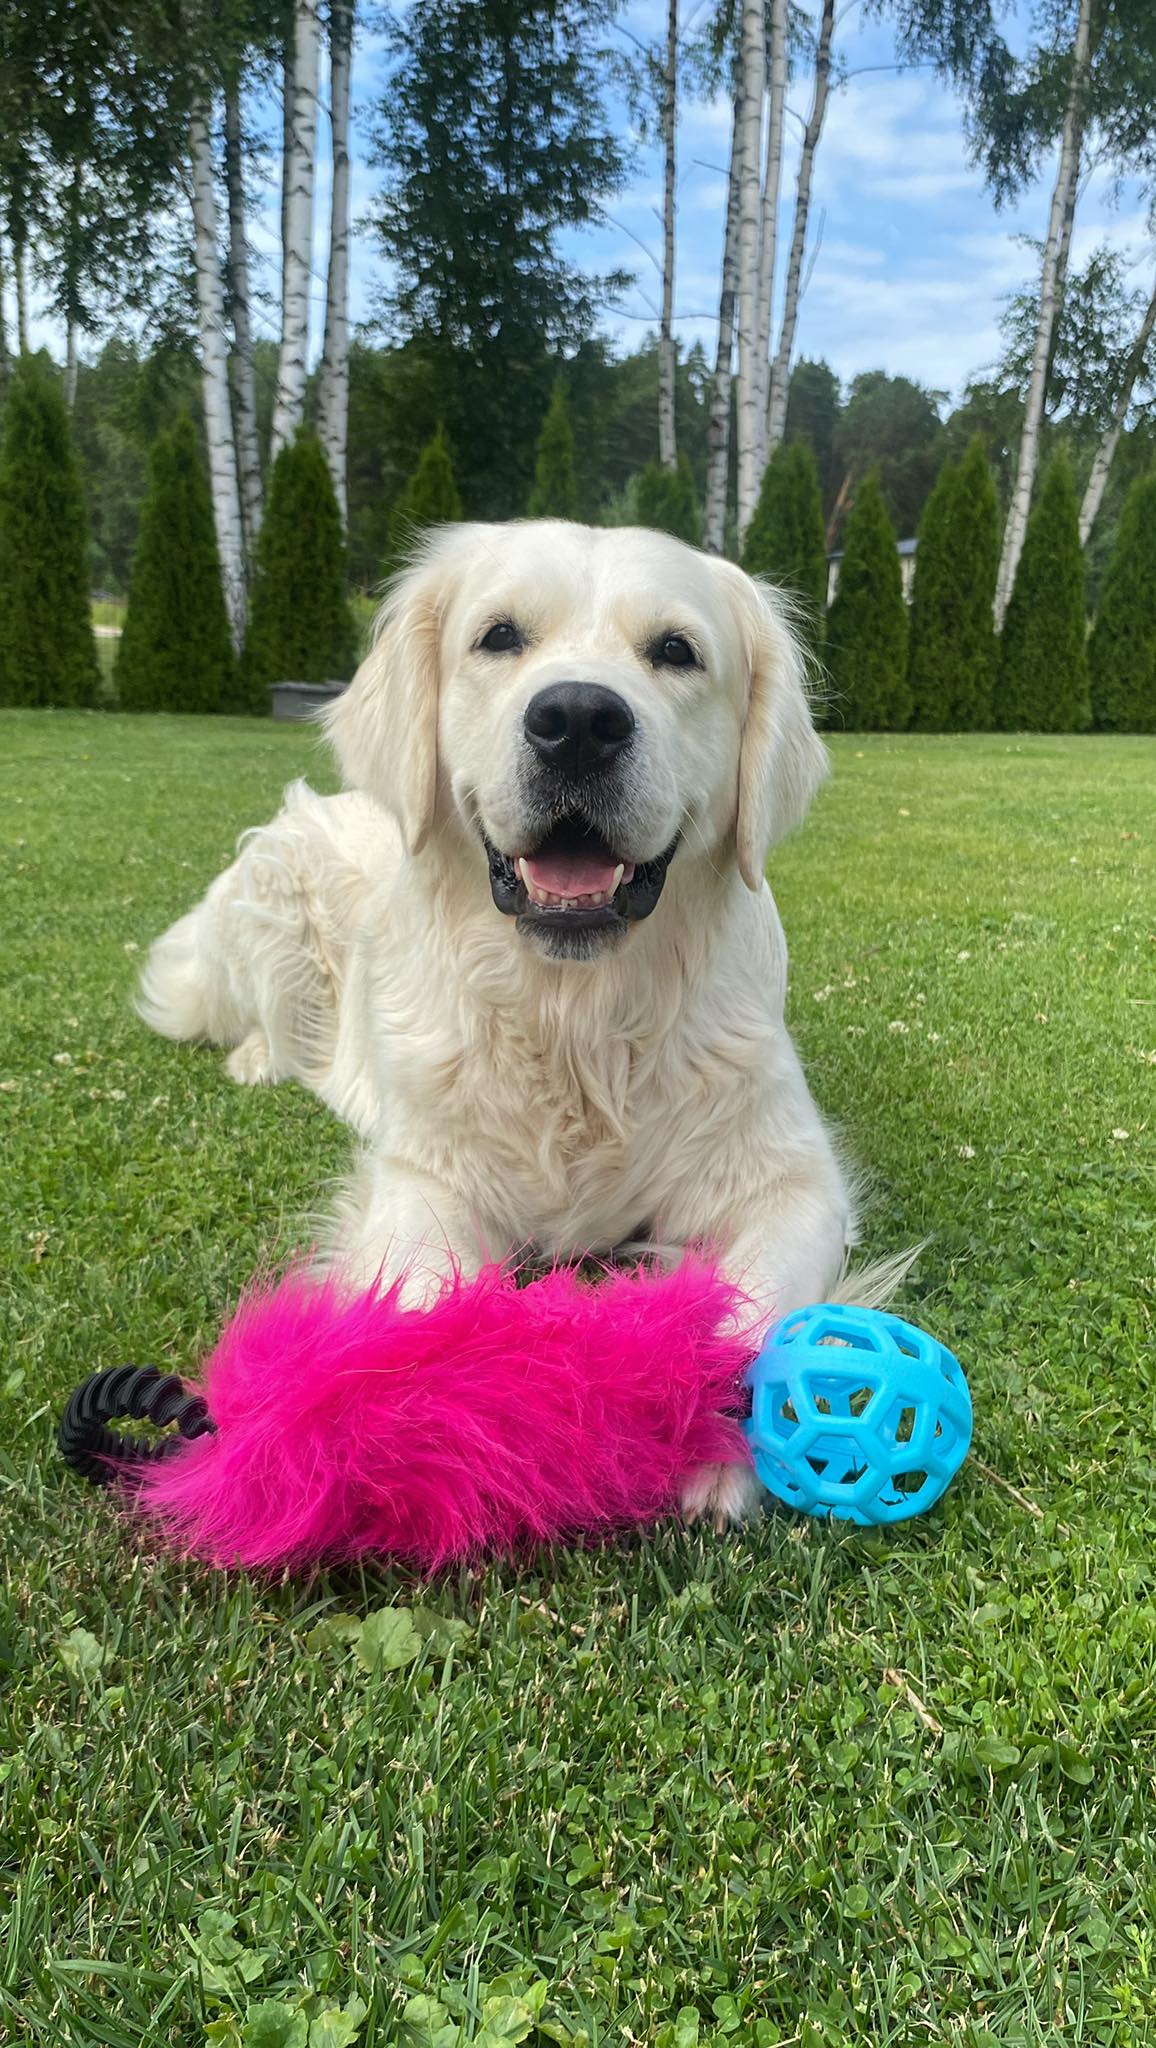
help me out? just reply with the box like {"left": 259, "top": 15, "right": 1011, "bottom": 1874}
{"left": 680, "top": 1460, "right": 764, "bottom": 1532}
{"left": 225, "top": 1030, "right": 278, "bottom": 1087}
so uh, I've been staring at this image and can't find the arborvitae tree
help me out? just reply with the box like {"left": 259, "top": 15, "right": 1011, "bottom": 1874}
{"left": 0, "top": 355, "right": 100, "bottom": 707}
{"left": 116, "top": 414, "right": 235, "bottom": 713}
{"left": 528, "top": 379, "right": 579, "bottom": 519}
{"left": 386, "top": 424, "right": 463, "bottom": 572}
{"left": 907, "top": 435, "right": 1000, "bottom": 730}
{"left": 741, "top": 441, "right": 828, "bottom": 642}
{"left": 996, "top": 453, "right": 1090, "bottom": 731}
{"left": 635, "top": 452, "right": 701, "bottom": 545}
{"left": 242, "top": 432, "right": 358, "bottom": 710}
{"left": 1088, "top": 470, "right": 1156, "bottom": 732}
{"left": 825, "top": 470, "right": 910, "bottom": 730}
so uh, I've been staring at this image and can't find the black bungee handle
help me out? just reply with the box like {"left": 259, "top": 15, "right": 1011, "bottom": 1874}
{"left": 58, "top": 1365, "right": 216, "bottom": 1486}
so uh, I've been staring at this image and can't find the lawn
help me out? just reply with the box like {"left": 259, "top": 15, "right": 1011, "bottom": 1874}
{"left": 2, "top": 712, "right": 1153, "bottom": 2048}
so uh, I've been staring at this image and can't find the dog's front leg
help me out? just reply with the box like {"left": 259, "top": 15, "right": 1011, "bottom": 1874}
{"left": 681, "top": 1162, "right": 853, "bottom": 1531}
{"left": 323, "top": 1148, "right": 508, "bottom": 1306}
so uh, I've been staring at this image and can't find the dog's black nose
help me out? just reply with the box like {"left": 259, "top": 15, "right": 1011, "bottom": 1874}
{"left": 523, "top": 683, "right": 636, "bottom": 776}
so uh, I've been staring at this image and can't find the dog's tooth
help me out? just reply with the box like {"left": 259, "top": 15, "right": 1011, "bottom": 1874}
{"left": 611, "top": 863, "right": 624, "bottom": 892}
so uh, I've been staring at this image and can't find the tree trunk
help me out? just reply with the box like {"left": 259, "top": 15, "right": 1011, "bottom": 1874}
{"left": 63, "top": 167, "right": 82, "bottom": 410}
{"left": 703, "top": 86, "right": 744, "bottom": 555}
{"left": 64, "top": 325, "right": 78, "bottom": 409}
{"left": 751, "top": 0, "right": 788, "bottom": 477}
{"left": 317, "top": 0, "right": 354, "bottom": 522}
{"left": 272, "top": 0, "right": 322, "bottom": 459}
{"left": 766, "top": 0, "right": 835, "bottom": 456}
{"left": 1079, "top": 273, "right": 1156, "bottom": 543}
{"left": 13, "top": 224, "right": 28, "bottom": 353}
{"left": 735, "top": 0, "right": 766, "bottom": 541}
{"left": 190, "top": 105, "right": 248, "bottom": 650}
{"left": 993, "top": 0, "right": 1093, "bottom": 628}
{"left": 0, "top": 226, "right": 8, "bottom": 383}
{"left": 224, "top": 74, "right": 264, "bottom": 555}
{"left": 657, "top": 0, "right": 678, "bottom": 470}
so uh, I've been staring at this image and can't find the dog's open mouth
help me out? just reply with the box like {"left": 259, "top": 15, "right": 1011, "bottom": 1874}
{"left": 484, "top": 817, "right": 678, "bottom": 938}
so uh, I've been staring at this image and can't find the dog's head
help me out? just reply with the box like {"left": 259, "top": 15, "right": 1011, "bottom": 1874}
{"left": 328, "top": 521, "right": 827, "bottom": 960}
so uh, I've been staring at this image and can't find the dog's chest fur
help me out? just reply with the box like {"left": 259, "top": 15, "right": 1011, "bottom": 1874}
{"left": 369, "top": 880, "right": 788, "bottom": 1256}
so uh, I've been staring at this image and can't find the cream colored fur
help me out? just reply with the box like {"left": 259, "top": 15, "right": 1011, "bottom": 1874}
{"left": 140, "top": 520, "right": 872, "bottom": 1526}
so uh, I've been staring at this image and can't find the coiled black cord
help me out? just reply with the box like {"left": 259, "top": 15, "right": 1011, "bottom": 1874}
{"left": 58, "top": 1365, "right": 216, "bottom": 1486}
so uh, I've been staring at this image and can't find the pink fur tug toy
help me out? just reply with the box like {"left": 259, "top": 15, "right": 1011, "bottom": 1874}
{"left": 57, "top": 1259, "right": 757, "bottom": 1572}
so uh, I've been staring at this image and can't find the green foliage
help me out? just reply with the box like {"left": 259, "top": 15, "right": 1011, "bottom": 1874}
{"left": 634, "top": 452, "right": 701, "bottom": 545}
{"left": 825, "top": 471, "right": 910, "bottom": 730}
{"left": 0, "top": 355, "right": 99, "bottom": 707}
{"left": 116, "top": 414, "right": 235, "bottom": 713}
{"left": 907, "top": 436, "right": 1000, "bottom": 730}
{"left": 243, "top": 433, "right": 357, "bottom": 708}
{"left": 741, "top": 441, "right": 827, "bottom": 641}
{"left": 1088, "top": 469, "right": 1156, "bottom": 732}
{"left": 997, "top": 454, "right": 1090, "bottom": 732}
{"left": 527, "top": 379, "right": 579, "bottom": 520}
{"left": 5, "top": 710, "right": 1156, "bottom": 2046}
{"left": 371, "top": 0, "right": 628, "bottom": 516}
{"left": 785, "top": 356, "right": 842, "bottom": 514}
{"left": 833, "top": 371, "right": 946, "bottom": 542}
{"left": 386, "top": 425, "right": 463, "bottom": 574}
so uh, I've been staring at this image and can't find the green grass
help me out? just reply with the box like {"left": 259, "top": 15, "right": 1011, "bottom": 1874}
{"left": 2, "top": 714, "right": 1154, "bottom": 2048}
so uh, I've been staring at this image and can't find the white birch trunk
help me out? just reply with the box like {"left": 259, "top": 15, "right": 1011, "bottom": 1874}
{"left": 751, "top": 0, "right": 788, "bottom": 479}
{"left": 657, "top": 0, "right": 678, "bottom": 470}
{"left": 317, "top": 0, "right": 353, "bottom": 522}
{"left": 993, "top": 0, "right": 1093, "bottom": 628}
{"left": 271, "top": 0, "right": 322, "bottom": 460}
{"left": 14, "top": 233, "right": 28, "bottom": 353}
{"left": 735, "top": 0, "right": 766, "bottom": 540}
{"left": 0, "top": 227, "right": 8, "bottom": 380}
{"left": 703, "top": 86, "right": 745, "bottom": 555}
{"left": 190, "top": 105, "right": 248, "bottom": 650}
{"left": 766, "top": 0, "right": 835, "bottom": 455}
{"left": 1079, "top": 274, "right": 1156, "bottom": 543}
{"left": 224, "top": 76, "right": 264, "bottom": 554}
{"left": 64, "top": 324, "right": 78, "bottom": 409}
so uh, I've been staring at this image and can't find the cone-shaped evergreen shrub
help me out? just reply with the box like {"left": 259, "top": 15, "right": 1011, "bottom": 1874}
{"left": 528, "top": 379, "right": 579, "bottom": 519}
{"left": 0, "top": 355, "right": 100, "bottom": 707}
{"left": 386, "top": 425, "right": 463, "bottom": 574}
{"left": 116, "top": 414, "right": 235, "bottom": 712}
{"left": 635, "top": 453, "right": 701, "bottom": 545}
{"left": 907, "top": 436, "right": 999, "bottom": 729}
{"left": 243, "top": 432, "right": 358, "bottom": 711}
{"left": 825, "top": 471, "right": 910, "bottom": 729}
{"left": 997, "top": 454, "right": 1089, "bottom": 731}
{"left": 741, "top": 441, "right": 827, "bottom": 639}
{"left": 1088, "top": 469, "right": 1156, "bottom": 732}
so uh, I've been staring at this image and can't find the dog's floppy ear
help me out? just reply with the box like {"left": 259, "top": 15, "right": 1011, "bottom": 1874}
{"left": 716, "top": 560, "right": 829, "bottom": 891}
{"left": 324, "top": 546, "right": 445, "bottom": 854}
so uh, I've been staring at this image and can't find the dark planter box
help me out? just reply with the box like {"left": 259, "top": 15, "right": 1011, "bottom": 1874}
{"left": 270, "top": 680, "right": 349, "bottom": 722}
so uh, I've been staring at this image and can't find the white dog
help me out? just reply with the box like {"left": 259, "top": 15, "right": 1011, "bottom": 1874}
{"left": 140, "top": 520, "right": 869, "bottom": 1524}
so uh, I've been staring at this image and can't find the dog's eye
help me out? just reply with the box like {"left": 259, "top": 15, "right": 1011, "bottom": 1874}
{"left": 652, "top": 633, "right": 699, "bottom": 670}
{"left": 478, "top": 620, "right": 523, "bottom": 654}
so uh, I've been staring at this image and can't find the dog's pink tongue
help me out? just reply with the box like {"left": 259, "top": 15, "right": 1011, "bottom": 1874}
{"left": 523, "top": 851, "right": 635, "bottom": 897}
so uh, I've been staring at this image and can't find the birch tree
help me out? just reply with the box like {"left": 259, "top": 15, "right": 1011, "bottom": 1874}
{"left": 223, "top": 74, "right": 263, "bottom": 552}
{"left": 1080, "top": 270, "right": 1156, "bottom": 542}
{"left": 751, "top": 0, "right": 788, "bottom": 463}
{"left": 190, "top": 104, "right": 247, "bottom": 648}
{"left": 992, "top": 0, "right": 1093, "bottom": 628}
{"left": 766, "top": 0, "right": 835, "bottom": 456}
{"left": 657, "top": 0, "right": 678, "bottom": 470}
{"left": 703, "top": 84, "right": 743, "bottom": 553}
{"left": 317, "top": 0, "right": 354, "bottom": 522}
{"left": 734, "top": 0, "right": 766, "bottom": 539}
{"left": 271, "top": 0, "right": 322, "bottom": 459}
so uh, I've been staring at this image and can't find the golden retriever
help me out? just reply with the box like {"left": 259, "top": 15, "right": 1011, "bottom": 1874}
{"left": 140, "top": 519, "right": 872, "bottom": 1524}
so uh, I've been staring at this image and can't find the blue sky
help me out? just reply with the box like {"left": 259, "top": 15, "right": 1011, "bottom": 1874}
{"left": 24, "top": 0, "right": 1155, "bottom": 408}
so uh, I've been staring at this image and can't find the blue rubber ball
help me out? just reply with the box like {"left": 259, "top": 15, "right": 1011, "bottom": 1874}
{"left": 745, "top": 1303, "right": 972, "bottom": 1525}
